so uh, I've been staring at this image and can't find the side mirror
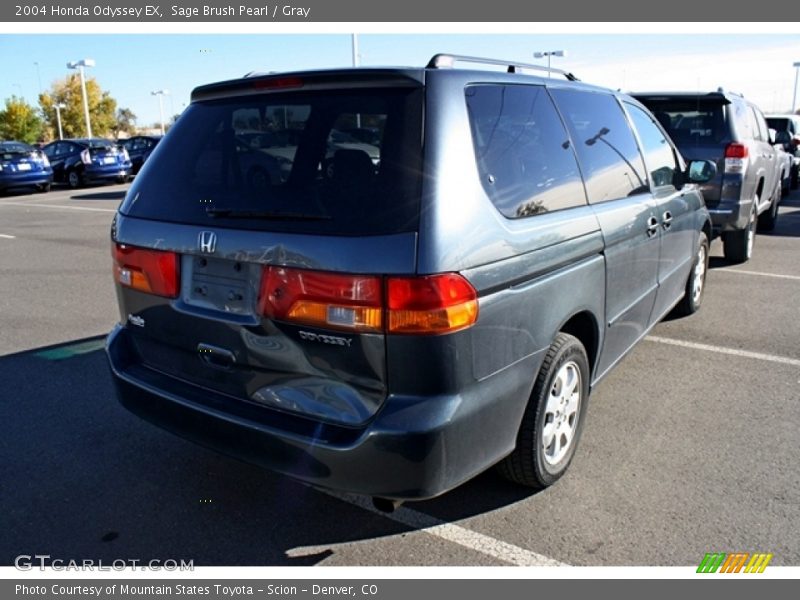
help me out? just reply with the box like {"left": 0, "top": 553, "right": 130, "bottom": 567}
{"left": 686, "top": 159, "right": 717, "bottom": 184}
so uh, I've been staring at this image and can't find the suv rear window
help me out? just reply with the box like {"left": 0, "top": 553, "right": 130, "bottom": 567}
{"left": 120, "top": 88, "right": 423, "bottom": 235}
{"left": 639, "top": 99, "right": 728, "bottom": 145}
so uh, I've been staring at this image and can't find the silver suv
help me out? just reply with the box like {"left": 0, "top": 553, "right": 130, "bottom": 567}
{"left": 107, "top": 55, "right": 715, "bottom": 505}
{"left": 634, "top": 90, "right": 783, "bottom": 263}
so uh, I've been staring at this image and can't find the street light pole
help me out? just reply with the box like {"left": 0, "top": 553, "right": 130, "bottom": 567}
{"left": 533, "top": 50, "right": 567, "bottom": 78}
{"left": 151, "top": 90, "right": 170, "bottom": 135}
{"left": 55, "top": 102, "right": 66, "bottom": 140}
{"left": 67, "top": 58, "right": 95, "bottom": 138}
{"left": 352, "top": 34, "right": 361, "bottom": 128}
{"left": 792, "top": 61, "right": 800, "bottom": 114}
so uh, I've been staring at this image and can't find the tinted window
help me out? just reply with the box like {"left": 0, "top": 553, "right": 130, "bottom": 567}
{"left": 635, "top": 98, "right": 727, "bottom": 146}
{"left": 766, "top": 117, "right": 790, "bottom": 133}
{"left": 464, "top": 84, "right": 585, "bottom": 218}
{"left": 551, "top": 89, "right": 647, "bottom": 203}
{"left": 120, "top": 88, "right": 423, "bottom": 235}
{"left": 626, "top": 103, "right": 679, "bottom": 188}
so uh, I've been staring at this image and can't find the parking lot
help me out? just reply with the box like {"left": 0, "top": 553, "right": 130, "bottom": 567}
{"left": 1, "top": 182, "right": 798, "bottom": 567}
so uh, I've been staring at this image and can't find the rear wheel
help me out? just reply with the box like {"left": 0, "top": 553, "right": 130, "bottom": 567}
{"left": 673, "top": 232, "right": 709, "bottom": 317}
{"left": 37, "top": 182, "right": 51, "bottom": 193}
{"left": 791, "top": 166, "right": 799, "bottom": 190}
{"left": 67, "top": 170, "right": 82, "bottom": 189}
{"left": 757, "top": 188, "right": 780, "bottom": 233}
{"left": 498, "top": 333, "right": 590, "bottom": 490}
{"left": 723, "top": 204, "right": 756, "bottom": 263}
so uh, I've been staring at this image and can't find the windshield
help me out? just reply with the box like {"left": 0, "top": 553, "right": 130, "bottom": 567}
{"left": 120, "top": 87, "right": 423, "bottom": 235}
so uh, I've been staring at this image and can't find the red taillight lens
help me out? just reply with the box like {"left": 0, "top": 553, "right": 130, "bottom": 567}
{"left": 253, "top": 76, "right": 303, "bottom": 91}
{"left": 724, "top": 143, "right": 748, "bottom": 159}
{"left": 113, "top": 243, "right": 180, "bottom": 298}
{"left": 257, "top": 268, "right": 479, "bottom": 335}
{"left": 387, "top": 274, "right": 478, "bottom": 334}
{"left": 258, "top": 267, "right": 383, "bottom": 332}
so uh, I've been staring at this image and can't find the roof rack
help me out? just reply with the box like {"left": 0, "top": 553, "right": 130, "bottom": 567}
{"left": 426, "top": 53, "right": 579, "bottom": 81}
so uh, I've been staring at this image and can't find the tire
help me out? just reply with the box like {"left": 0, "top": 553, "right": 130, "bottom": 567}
{"left": 67, "top": 170, "right": 82, "bottom": 189}
{"left": 757, "top": 187, "right": 780, "bottom": 233}
{"left": 37, "top": 182, "right": 51, "bottom": 193}
{"left": 723, "top": 204, "right": 756, "bottom": 264}
{"left": 498, "top": 332, "right": 590, "bottom": 490}
{"left": 672, "top": 232, "right": 709, "bottom": 317}
{"left": 791, "top": 166, "right": 798, "bottom": 190}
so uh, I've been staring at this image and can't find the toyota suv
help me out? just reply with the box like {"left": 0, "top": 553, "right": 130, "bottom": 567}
{"left": 107, "top": 55, "right": 714, "bottom": 505}
{"left": 634, "top": 90, "right": 782, "bottom": 263}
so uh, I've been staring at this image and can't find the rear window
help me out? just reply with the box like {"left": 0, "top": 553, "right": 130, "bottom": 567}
{"left": 635, "top": 99, "right": 728, "bottom": 145}
{"left": 120, "top": 87, "right": 423, "bottom": 235}
{"left": 0, "top": 142, "right": 33, "bottom": 154}
{"left": 766, "top": 117, "right": 790, "bottom": 132}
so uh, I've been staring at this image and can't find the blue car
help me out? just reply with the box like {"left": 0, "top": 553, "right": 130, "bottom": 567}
{"left": 42, "top": 138, "right": 132, "bottom": 188}
{"left": 0, "top": 141, "right": 53, "bottom": 194}
{"left": 119, "top": 135, "right": 162, "bottom": 175}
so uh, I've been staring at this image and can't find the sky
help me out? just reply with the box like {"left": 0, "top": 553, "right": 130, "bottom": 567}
{"left": 1, "top": 33, "right": 799, "bottom": 128}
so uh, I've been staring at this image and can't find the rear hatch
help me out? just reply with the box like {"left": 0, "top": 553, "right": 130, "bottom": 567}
{"left": 113, "top": 73, "right": 427, "bottom": 426}
{"left": 634, "top": 95, "right": 730, "bottom": 205}
{"left": 0, "top": 143, "right": 50, "bottom": 174}
{"left": 85, "top": 140, "right": 129, "bottom": 170}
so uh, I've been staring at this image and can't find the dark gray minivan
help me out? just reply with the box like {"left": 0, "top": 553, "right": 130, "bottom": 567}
{"left": 107, "top": 55, "right": 714, "bottom": 504}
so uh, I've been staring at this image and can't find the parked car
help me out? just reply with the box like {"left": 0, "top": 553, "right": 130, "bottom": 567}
{"left": 0, "top": 140, "right": 53, "bottom": 194}
{"left": 107, "top": 55, "right": 715, "bottom": 504}
{"left": 634, "top": 90, "right": 782, "bottom": 262}
{"left": 119, "top": 135, "right": 162, "bottom": 175}
{"left": 42, "top": 138, "right": 132, "bottom": 188}
{"left": 766, "top": 114, "right": 800, "bottom": 189}
{"left": 775, "top": 143, "right": 793, "bottom": 196}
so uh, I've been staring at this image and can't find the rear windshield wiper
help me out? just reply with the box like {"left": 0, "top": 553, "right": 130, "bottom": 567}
{"left": 205, "top": 208, "right": 332, "bottom": 221}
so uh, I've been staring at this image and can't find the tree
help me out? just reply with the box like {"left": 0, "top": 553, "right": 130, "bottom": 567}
{"left": 39, "top": 74, "right": 118, "bottom": 139}
{"left": 0, "top": 96, "right": 44, "bottom": 143}
{"left": 112, "top": 107, "right": 137, "bottom": 138}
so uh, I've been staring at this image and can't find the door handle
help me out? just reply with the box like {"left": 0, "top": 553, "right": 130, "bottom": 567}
{"left": 662, "top": 210, "right": 673, "bottom": 230}
{"left": 647, "top": 216, "right": 659, "bottom": 238}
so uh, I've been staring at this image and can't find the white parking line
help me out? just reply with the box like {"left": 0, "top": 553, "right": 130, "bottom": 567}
{"left": 0, "top": 234, "right": 16, "bottom": 239}
{"left": 296, "top": 487, "right": 566, "bottom": 566}
{"left": 0, "top": 201, "right": 116, "bottom": 213}
{"left": 716, "top": 269, "right": 800, "bottom": 282}
{"left": 647, "top": 336, "right": 800, "bottom": 367}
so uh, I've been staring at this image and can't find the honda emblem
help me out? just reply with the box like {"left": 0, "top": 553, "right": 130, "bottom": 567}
{"left": 198, "top": 231, "right": 217, "bottom": 254}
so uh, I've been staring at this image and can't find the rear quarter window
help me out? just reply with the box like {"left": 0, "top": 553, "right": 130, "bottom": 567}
{"left": 464, "top": 84, "right": 586, "bottom": 218}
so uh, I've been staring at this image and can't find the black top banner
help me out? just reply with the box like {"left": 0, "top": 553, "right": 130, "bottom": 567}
{"left": 1, "top": 0, "right": 792, "bottom": 21}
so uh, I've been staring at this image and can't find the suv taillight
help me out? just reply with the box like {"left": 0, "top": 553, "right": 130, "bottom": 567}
{"left": 257, "top": 267, "right": 478, "bottom": 335}
{"left": 724, "top": 143, "right": 748, "bottom": 173}
{"left": 113, "top": 243, "right": 180, "bottom": 298}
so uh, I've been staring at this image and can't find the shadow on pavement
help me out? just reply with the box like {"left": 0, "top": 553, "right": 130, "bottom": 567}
{"left": 0, "top": 336, "right": 535, "bottom": 567}
{"left": 70, "top": 190, "right": 127, "bottom": 201}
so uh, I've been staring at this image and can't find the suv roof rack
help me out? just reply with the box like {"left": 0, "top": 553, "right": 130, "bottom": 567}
{"left": 426, "top": 53, "right": 579, "bottom": 81}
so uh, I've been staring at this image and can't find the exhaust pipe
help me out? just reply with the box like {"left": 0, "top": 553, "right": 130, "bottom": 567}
{"left": 372, "top": 497, "right": 404, "bottom": 513}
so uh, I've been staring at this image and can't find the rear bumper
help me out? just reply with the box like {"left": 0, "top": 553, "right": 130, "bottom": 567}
{"left": 0, "top": 170, "right": 52, "bottom": 190}
{"left": 106, "top": 324, "right": 538, "bottom": 500}
{"left": 85, "top": 164, "right": 131, "bottom": 182}
{"left": 706, "top": 176, "right": 751, "bottom": 234}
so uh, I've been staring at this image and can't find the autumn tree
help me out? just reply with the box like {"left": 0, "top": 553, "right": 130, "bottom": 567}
{"left": 0, "top": 96, "right": 44, "bottom": 144}
{"left": 39, "top": 74, "right": 120, "bottom": 139}
{"left": 112, "top": 107, "right": 137, "bottom": 138}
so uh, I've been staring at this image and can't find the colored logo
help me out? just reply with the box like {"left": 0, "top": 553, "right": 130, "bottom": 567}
{"left": 697, "top": 552, "right": 773, "bottom": 573}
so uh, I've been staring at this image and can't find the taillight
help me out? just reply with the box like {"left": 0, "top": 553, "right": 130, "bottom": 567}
{"left": 257, "top": 268, "right": 479, "bottom": 335}
{"left": 258, "top": 267, "right": 383, "bottom": 332}
{"left": 724, "top": 143, "right": 748, "bottom": 173}
{"left": 387, "top": 274, "right": 478, "bottom": 334}
{"left": 113, "top": 243, "right": 180, "bottom": 298}
{"left": 253, "top": 76, "right": 303, "bottom": 91}
{"left": 121, "top": 147, "right": 130, "bottom": 161}
{"left": 80, "top": 149, "right": 91, "bottom": 165}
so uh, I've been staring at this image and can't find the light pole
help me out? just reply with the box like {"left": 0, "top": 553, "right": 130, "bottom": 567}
{"left": 67, "top": 58, "right": 95, "bottom": 138}
{"left": 54, "top": 102, "right": 66, "bottom": 140}
{"left": 533, "top": 50, "right": 567, "bottom": 77}
{"left": 792, "top": 61, "right": 800, "bottom": 114}
{"left": 351, "top": 34, "right": 361, "bottom": 127}
{"left": 151, "top": 89, "right": 169, "bottom": 135}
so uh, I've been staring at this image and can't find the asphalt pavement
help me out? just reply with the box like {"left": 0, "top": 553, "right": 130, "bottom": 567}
{"left": 1, "top": 183, "right": 798, "bottom": 566}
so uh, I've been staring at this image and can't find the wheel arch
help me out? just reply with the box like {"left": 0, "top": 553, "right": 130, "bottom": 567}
{"left": 558, "top": 310, "right": 601, "bottom": 381}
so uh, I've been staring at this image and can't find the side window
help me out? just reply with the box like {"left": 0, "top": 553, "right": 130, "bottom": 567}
{"left": 753, "top": 108, "right": 770, "bottom": 141}
{"left": 551, "top": 89, "right": 648, "bottom": 203}
{"left": 626, "top": 103, "right": 679, "bottom": 189}
{"left": 748, "top": 107, "right": 764, "bottom": 141}
{"left": 464, "top": 84, "right": 586, "bottom": 218}
{"left": 43, "top": 144, "right": 57, "bottom": 158}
